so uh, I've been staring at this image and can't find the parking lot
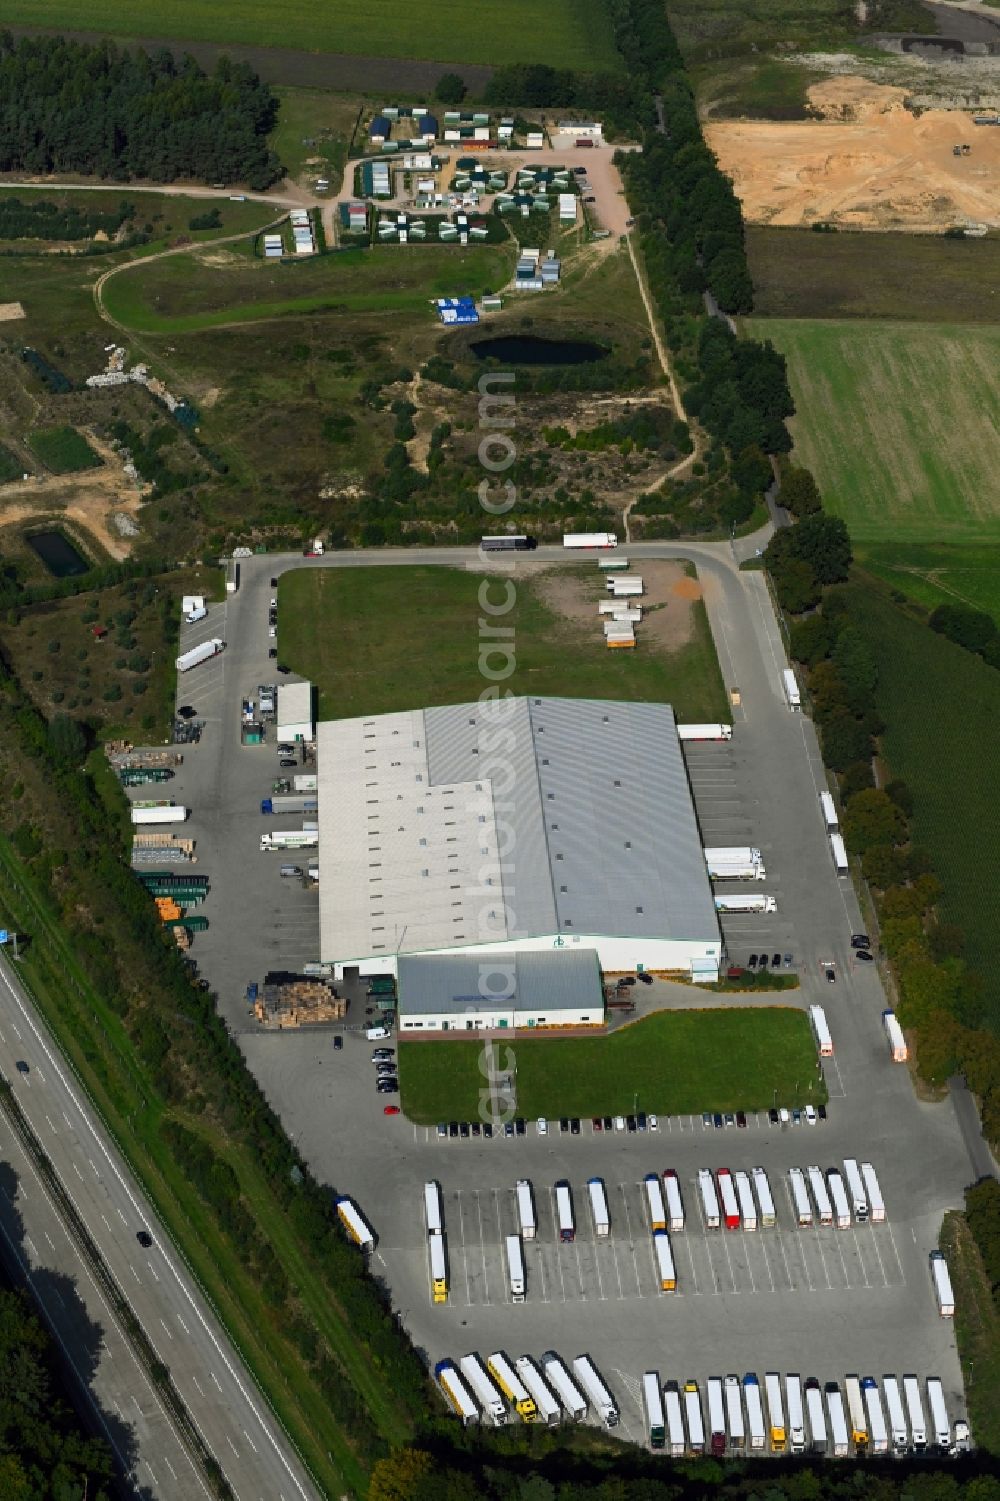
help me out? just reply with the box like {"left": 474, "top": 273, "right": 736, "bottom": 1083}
{"left": 143, "top": 547, "right": 976, "bottom": 1448}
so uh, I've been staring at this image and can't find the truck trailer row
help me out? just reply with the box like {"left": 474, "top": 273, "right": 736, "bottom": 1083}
{"left": 436, "top": 1351, "right": 619, "bottom": 1428}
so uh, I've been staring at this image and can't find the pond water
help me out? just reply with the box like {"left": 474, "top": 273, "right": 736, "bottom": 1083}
{"left": 469, "top": 334, "right": 607, "bottom": 365}
{"left": 25, "top": 530, "right": 89, "bottom": 578}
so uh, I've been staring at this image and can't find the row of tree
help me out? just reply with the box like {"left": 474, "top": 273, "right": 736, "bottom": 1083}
{"left": 0, "top": 34, "right": 281, "bottom": 188}
{"left": 0, "top": 195, "right": 133, "bottom": 241}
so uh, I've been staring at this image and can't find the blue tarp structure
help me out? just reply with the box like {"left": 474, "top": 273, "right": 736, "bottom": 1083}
{"left": 436, "top": 297, "right": 479, "bottom": 326}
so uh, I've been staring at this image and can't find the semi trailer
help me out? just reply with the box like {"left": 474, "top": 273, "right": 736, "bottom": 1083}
{"left": 714, "top": 893, "right": 777, "bottom": 913}
{"left": 515, "top": 1357, "right": 559, "bottom": 1426}
{"left": 588, "top": 1177, "right": 611, "bottom": 1238}
{"left": 663, "top": 1169, "right": 685, "bottom": 1232}
{"left": 785, "top": 1374, "right": 805, "bottom": 1453}
{"left": 335, "top": 1197, "right": 374, "bottom": 1250}
{"left": 516, "top": 1179, "right": 536, "bottom": 1240}
{"left": 903, "top": 1374, "right": 927, "bottom": 1451}
{"left": 677, "top": 723, "right": 733, "bottom": 741}
{"left": 808, "top": 1166, "right": 834, "bottom": 1227}
{"left": 563, "top": 532, "right": 617, "bottom": 549}
{"left": 743, "top": 1373, "right": 766, "bottom": 1450}
{"left": 884, "top": 1009, "right": 908, "bottom": 1062}
{"left": 176, "top": 638, "right": 225, "bottom": 672}
{"left": 663, "top": 1382, "right": 685, "bottom": 1457}
{"left": 843, "top": 1159, "right": 869, "bottom": 1222}
{"left": 845, "top": 1375, "right": 869, "bottom": 1452}
{"left": 735, "top": 1170, "right": 757, "bottom": 1231}
{"left": 783, "top": 667, "right": 801, "bottom": 710}
{"left": 753, "top": 1167, "right": 776, "bottom": 1228}
{"left": 435, "top": 1360, "right": 478, "bottom": 1426}
{"left": 644, "top": 1173, "right": 666, "bottom": 1232}
{"left": 926, "top": 1378, "right": 950, "bottom": 1450}
{"left": 725, "top": 1375, "right": 745, "bottom": 1451}
{"left": 683, "top": 1381, "right": 705, "bottom": 1453}
{"left": 540, "top": 1352, "right": 587, "bottom": 1420}
{"left": 505, "top": 1234, "right": 526, "bottom": 1303}
{"left": 707, "top": 1377, "right": 726, "bottom": 1457}
{"left": 698, "top": 1169, "right": 721, "bottom": 1229}
{"left": 809, "top": 1004, "right": 834, "bottom": 1057}
{"left": 789, "top": 1168, "right": 813, "bottom": 1227}
{"left": 652, "top": 1230, "right": 676, "bottom": 1291}
{"left": 260, "top": 830, "right": 318, "bottom": 851}
{"left": 555, "top": 1181, "right": 575, "bottom": 1243}
{"left": 717, "top": 1169, "right": 740, "bottom": 1230}
{"left": 643, "top": 1372, "right": 666, "bottom": 1449}
{"left": 805, "top": 1378, "right": 827, "bottom": 1453}
{"left": 827, "top": 1169, "right": 852, "bottom": 1229}
{"left": 825, "top": 1382, "right": 850, "bottom": 1456}
{"left": 863, "top": 1377, "right": 889, "bottom": 1454}
{"left": 881, "top": 1375, "right": 908, "bottom": 1453}
{"left": 487, "top": 1353, "right": 536, "bottom": 1422}
{"left": 260, "top": 795, "right": 318, "bottom": 815}
{"left": 765, "top": 1372, "right": 786, "bottom": 1453}
{"left": 572, "top": 1355, "right": 619, "bottom": 1427}
{"left": 930, "top": 1250, "right": 955, "bottom": 1316}
{"left": 861, "top": 1162, "right": 886, "bottom": 1222}
{"left": 460, "top": 1354, "right": 506, "bottom": 1425}
{"left": 131, "top": 804, "right": 188, "bottom": 825}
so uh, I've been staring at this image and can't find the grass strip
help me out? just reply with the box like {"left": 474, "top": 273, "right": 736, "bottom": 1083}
{"left": 940, "top": 1210, "right": 1000, "bottom": 1454}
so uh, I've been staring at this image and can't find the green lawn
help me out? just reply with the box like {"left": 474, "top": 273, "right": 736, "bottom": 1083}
{"left": 27, "top": 425, "right": 101, "bottom": 474}
{"left": 1, "top": 0, "right": 619, "bottom": 69}
{"left": 269, "top": 88, "right": 359, "bottom": 189}
{"left": 398, "top": 1007, "right": 824, "bottom": 1122}
{"left": 278, "top": 566, "right": 730, "bottom": 723}
{"left": 747, "top": 319, "right": 1000, "bottom": 546}
{"left": 843, "top": 577, "right": 1000, "bottom": 1030}
{"left": 101, "top": 241, "right": 513, "bottom": 333}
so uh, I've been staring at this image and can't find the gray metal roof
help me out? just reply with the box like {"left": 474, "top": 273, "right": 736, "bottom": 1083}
{"left": 317, "top": 696, "right": 719, "bottom": 964}
{"left": 398, "top": 948, "right": 603, "bottom": 1017}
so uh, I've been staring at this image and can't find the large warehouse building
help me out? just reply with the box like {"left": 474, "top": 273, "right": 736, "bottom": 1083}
{"left": 316, "top": 696, "right": 721, "bottom": 980}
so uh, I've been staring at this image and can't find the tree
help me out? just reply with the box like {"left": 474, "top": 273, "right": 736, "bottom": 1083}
{"left": 779, "top": 464, "right": 822, "bottom": 517}
{"left": 731, "top": 443, "right": 770, "bottom": 498}
{"left": 929, "top": 603, "right": 997, "bottom": 656}
{"left": 928, "top": 922, "right": 965, "bottom": 961}
{"left": 47, "top": 713, "right": 86, "bottom": 768}
{"left": 915, "top": 1010, "right": 966, "bottom": 1085}
{"left": 884, "top": 778, "right": 914, "bottom": 817}
{"left": 863, "top": 843, "right": 906, "bottom": 889}
{"left": 771, "top": 557, "right": 820, "bottom": 614}
{"left": 789, "top": 611, "right": 835, "bottom": 666}
{"left": 832, "top": 625, "right": 877, "bottom": 699}
{"left": 434, "top": 72, "right": 467, "bottom": 105}
{"left": 369, "top": 1450, "right": 436, "bottom": 1501}
{"left": 840, "top": 759, "right": 875, "bottom": 797}
{"left": 820, "top": 708, "right": 872, "bottom": 771}
{"left": 842, "top": 788, "right": 907, "bottom": 854}
{"left": 792, "top": 512, "right": 853, "bottom": 585}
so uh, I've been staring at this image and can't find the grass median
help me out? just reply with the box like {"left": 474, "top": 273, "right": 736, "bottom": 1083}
{"left": 398, "top": 1007, "right": 824, "bottom": 1123}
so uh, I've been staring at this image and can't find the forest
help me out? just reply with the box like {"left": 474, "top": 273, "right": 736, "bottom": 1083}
{"left": 0, "top": 34, "right": 281, "bottom": 188}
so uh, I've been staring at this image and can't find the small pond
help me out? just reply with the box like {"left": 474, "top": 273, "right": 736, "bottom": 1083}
{"left": 25, "top": 529, "right": 90, "bottom": 578}
{"left": 469, "top": 334, "right": 608, "bottom": 366}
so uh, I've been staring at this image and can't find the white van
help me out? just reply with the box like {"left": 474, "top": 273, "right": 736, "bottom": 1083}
{"left": 366, "top": 1025, "right": 390, "bottom": 1041}
{"left": 185, "top": 605, "right": 208, "bottom": 624}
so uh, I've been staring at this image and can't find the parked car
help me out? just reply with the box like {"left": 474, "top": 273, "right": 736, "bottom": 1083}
{"left": 768, "top": 1108, "right": 779, "bottom": 1125}
{"left": 825, "top": 968, "right": 837, "bottom": 983}
{"left": 371, "top": 1048, "right": 394, "bottom": 1060}
{"left": 818, "top": 1104, "right": 827, "bottom": 1121}
{"left": 383, "top": 1105, "right": 400, "bottom": 1116}
{"left": 459, "top": 1121, "right": 470, "bottom": 1138}
{"left": 724, "top": 1112, "right": 736, "bottom": 1128}
{"left": 268, "top": 648, "right": 278, "bottom": 659}
{"left": 268, "top": 626, "right": 277, "bottom": 639}
{"left": 603, "top": 1116, "right": 613, "bottom": 1132}
{"left": 376, "top": 1079, "right": 398, "bottom": 1094}
{"left": 375, "top": 1062, "right": 395, "bottom": 1075}
{"left": 613, "top": 1116, "right": 626, "bottom": 1133}
{"left": 851, "top": 933, "right": 871, "bottom": 949}
{"left": 503, "top": 1122, "right": 514, "bottom": 1138}
{"left": 571, "top": 1117, "right": 581, "bottom": 1135}
{"left": 748, "top": 954, "right": 758, "bottom": 969}
{"left": 736, "top": 1111, "right": 747, "bottom": 1129}
{"left": 805, "top": 1104, "right": 817, "bottom": 1125}
{"left": 471, "top": 1122, "right": 481, "bottom": 1137}
{"left": 176, "top": 705, "right": 197, "bottom": 719}
{"left": 592, "top": 1117, "right": 602, "bottom": 1132}
{"left": 783, "top": 953, "right": 793, "bottom": 967}
{"left": 856, "top": 949, "right": 874, "bottom": 962}
{"left": 277, "top": 663, "right": 291, "bottom": 674}
{"left": 537, "top": 1118, "right": 548, "bottom": 1136}
{"left": 703, "top": 1111, "right": 713, "bottom": 1128}
{"left": 483, "top": 1123, "right": 493, "bottom": 1139}
{"left": 772, "top": 952, "right": 781, "bottom": 968}
{"left": 778, "top": 1107, "right": 790, "bottom": 1125}
{"left": 270, "top": 577, "right": 278, "bottom": 587}
{"left": 436, "top": 1123, "right": 447, "bottom": 1139}
{"left": 14, "top": 1061, "right": 28, "bottom": 1075}
{"left": 792, "top": 1108, "right": 802, "bottom": 1125}
{"left": 637, "top": 972, "right": 653, "bottom": 985}
{"left": 626, "top": 1115, "right": 637, "bottom": 1133}
{"left": 619, "top": 975, "right": 636, "bottom": 987}
{"left": 560, "top": 1117, "right": 570, "bottom": 1134}
{"left": 448, "top": 1121, "right": 459, "bottom": 1138}
{"left": 758, "top": 953, "right": 769, "bottom": 968}
{"left": 279, "top": 758, "right": 297, "bottom": 768}
{"left": 515, "top": 1118, "right": 526, "bottom": 1137}
{"left": 636, "top": 1112, "right": 647, "bottom": 1132}
{"left": 649, "top": 1114, "right": 659, "bottom": 1131}
{"left": 333, "top": 1036, "right": 343, "bottom": 1051}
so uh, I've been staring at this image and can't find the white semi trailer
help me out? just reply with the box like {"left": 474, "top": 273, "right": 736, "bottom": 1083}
{"left": 714, "top": 893, "right": 777, "bottom": 913}
{"left": 904, "top": 1374, "right": 927, "bottom": 1451}
{"left": 930, "top": 1251, "right": 955, "bottom": 1316}
{"left": 572, "top": 1355, "right": 619, "bottom": 1427}
{"left": 789, "top": 1168, "right": 813, "bottom": 1227}
{"left": 861, "top": 1162, "right": 886, "bottom": 1222}
{"left": 505, "top": 1235, "right": 526, "bottom": 1303}
{"left": 516, "top": 1179, "right": 536, "bottom": 1240}
{"left": 516, "top": 1357, "right": 559, "bottom": 1426}
{"left": 785, "top": 1374, "right": 805, "bottom": 1453}
{"left": 460, "top": 1354, "right": 507, "bottom": 1425}
{"left": 677, "top": 723, "right": 733, "bottom": 741}
{"left": 541, "top": 1352, "right": 587, "bottom": 1420}
{"left": 176, "top": 638, "right": 225, "bottom": 672}
{"left": 131, "top": 804, "right": 188, "bottom": 825}
{"left": 563, "top": 532, "right": 617, "bottom": 549}
{"left": 698, "top": 1169, "right": 721, "bottom": 1230}
{"left": 753, "top": 1167, "right": 776, "bottom": 1228}
{"left": 588, "top": 1178, "right": 611, "bottom": 1238}
{"left": 881, "top": 1375, "right": 908, "bottom": 1453}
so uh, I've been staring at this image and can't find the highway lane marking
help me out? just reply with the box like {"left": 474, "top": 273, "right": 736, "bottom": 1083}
{"left": 227, "top": 1435, "right": 240, "bottom": 1457}
{"left": 117, "top": 1207, "right": 127, "bottom": 1225}
{"left": 1, "top": 959, "right": 286, "bottom": 1494}
{"left": 11, "top": 1024, "right": 21, "bottom": 1039}
{"left": 164, "top": 1456, "right": 178, "bottom": 1480}
{"left": 62, "top": 1111, "right": 71, "bottom": 1128}
{"left": 72, "top": 1162, "right": 83, "bottom": 1180}
{"left": 88, "top": 1156, "right": 100, "bottom": 1177}
{"left": 45, "top": 1113, "right": 57, "bottom": 1133}
{"left": 129, "top": 1263, "right": 141, "bottom": 1283}
{"left": 177, "top": 1314, "right": 190, "bottom": 1335}
{"left": 101, "top": 1214, "right": 111, "bottom": 1230}
{"left": 43, "top": 1231, "right": 55, "bottom": 1249}
{"left": 244, "top": 1430, "right": 259, "bottom": 1454}
{"left": 212, "top": 1371, "right": 224, "bottom": 1391}
{"left": 145, "top": 1462, "right": 158, "bottom": 1488}
{"left": 159, "top": 1317, "right": 174, "bottom": 1340}
{"left": 24, "top": 1234, "right": 37, "bottom": 1259}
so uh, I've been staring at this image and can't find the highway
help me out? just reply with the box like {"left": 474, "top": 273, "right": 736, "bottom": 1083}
{"left": 0, "top": 953, "right": 318, "bottom": 1501}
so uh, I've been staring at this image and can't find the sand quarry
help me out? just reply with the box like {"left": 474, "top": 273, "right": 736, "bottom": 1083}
{"left": 705, "top": 77, "right": 1000, "bottom": 231}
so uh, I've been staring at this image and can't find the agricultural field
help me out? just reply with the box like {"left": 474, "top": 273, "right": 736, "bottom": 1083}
{"left": 397, "top": 1007, "right": 823, "bottom": 1122}
{"left": 2, "top": 0, "right": 619, "bottom": 69}
{"left": 745, "top": 318, "right": 1000, "bottom": 546}
{"left": 842, "top": 578, "right": 1000, "bottom": 1030}
{"left": 100, "top": 240, "right": 514, "bottom": 333}
{"left": 860, "top": 542, "right": 1000, "bottom": 627}
{"left": 27, "top": 426, "right": 101, "bottom": 474}
{"left": 746, "top": 228, "right": 1000, "bottom": 324}
{"left": 277, "top": 564, "right": 729, "bottom": 723}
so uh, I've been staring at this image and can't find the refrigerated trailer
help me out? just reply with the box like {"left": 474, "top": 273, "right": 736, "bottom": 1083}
{"left": 863, "top": 1378, "right": 889, "bottom": 1454}
{"left": 789, "top": 1168, "right": 813, "bottom": 1227}
{"left": 435, "top": 1360, "right": 478, "bottom": 1425}
{"left": 930, "top": 1251, "right": 955, "bottom": 1316}
{"left": 259, "top": 830, "right": 318, "bottom": 851}
{"left": 487, "top": 1353, "right": 536, "bottom": 1422}
{"left": 516, "top": 1179, "right": 536, "bottom": 1240}
{"left": 563, "top": 532, "right": 617, "bottom": 548}
{"left": 505, "top": 1235, "right": 525, "bottom": 1303}
{"left": 883, "top": 1009, "right": 908, "bottom": 1062}
{"left": 335, "top": 1197, "right": 374, "bottom": 1250}
{"left": 826, "top": 1383, "right": 850, "bottom": 1456}
{"left": 783, "top": 667, "right": 801, "bottom": 710}
{"left": 714, "top": 893, "right": 777, "bottom": 913}
{"left": 785, "top": 1374, "right": 805, "bottom": 1453}
{"left": 429, "top": 1234, "right": 448, "bottom": 1304}
{"left": 809, "top": 1004, "right": 834, "bottom": 1056}
{"left": 698, "top": 1169, "right": 721, "bottom": 1229}
{"left": 572, "top": 1355, "right": 619, "bottom": 1427}
{"left": 753, "top": 1167, "right": 776, "bottom": 1228}
{"left": 861, "top": 1162, "right": 886, "bottom": 1222}
{"left": 424, "top": 1180, "right": 444, "bottom": 1236}
{"left": 735, "top": 1170, "right": 757, "bottom": 1231}
{"left": 926, "top": 1378, "right": 950, "bottom": 1450}
{"left": 704, "top": 845, "right": 762, "bottom": 863}
{"left": 705, "top": 854, "right": 765, "bottom": 881}
{"left": 540, "top": 1352, "right": 587, "bottom": 1421}
{"left": 765, "top": 1372, "right": 786, "bottom": 1453}
{"left": 663, "top": 1383, "right": 685, "bottom": 1457}
{"left": 677, "top": 723, "right": 733, "bottom": 741}
{"left": 881, "top": 1376, "right": 908, "bottom": 1453}
{"left": 830, "top": 831, "right": 849, "bottom": 876}
{"left": 845, "top": 1376, "right": 869, "bottom": 1451}
{"left": 555, "top": 1181, "right": 575, "bottom": 1242}
{"left": 663, "top": 1170, "right": 685, "bottom": 1232}
{"left": 176, "top": 638, "right": 225, "bottom": 672}
{"left": 652, "top": 1230, "right": 676, "bottom": 1291}
{"left": 744, "top": 1374, "right": 766, "bottom": 1450}
{"left": 843, "top": 1159, "right": 869, "bottom": 1222}
{"left": 644, "top": 1173, "right": 666, "bottom": 1232}
{"left": 131, "top": 804, "right": 188, "bottom": 825}
{"left": 643, "top": 1372, "right": 666, "bottom": 1449}
{"left": 827, "top": 1169, "right": 852, "bottom": 1229}
{"left": 820, "top": 791, "right": 839, "bottom": 831}
{"left": 460, "top": 1354, "right": 506, "bottom": 1425}
{"left": 588, "top": 1177, "right": 610, "bottom": 1237}
{"left": 516, "top": 1357, "right": 559, "bottom": 1426}
{"left": 683, "top": 1382, "right": 705, "bottom": 1453}
{"left": 903, "top": 1375, "right": 927, "bottom": 1451}
{"left": 707, "top": 1378, "right": 726, "bottom": 1457}
{"left": 808, "top": 1166, "right": 833, "bottom": 1227}
{"left": 805, "top": 1379, "right": 827, "bottom": 1453}
{"left": 717, "top": 1170, "right": 740, "bottom": 1230}
{"left": 725, "top": 1375, "right": 745, "bottom": 1451}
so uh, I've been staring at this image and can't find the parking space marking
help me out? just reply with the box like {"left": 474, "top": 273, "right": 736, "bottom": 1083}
{"left": 455, "top": 1191, "right": 472, "bottom": 1307}
{"left": 476, "top": 1192, "right": 490, "bottom": 1305}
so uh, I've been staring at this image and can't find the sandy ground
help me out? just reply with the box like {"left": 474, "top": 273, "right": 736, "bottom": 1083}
{"left": 0, "top": 433, "right": 150, "bottom": 560}
{"left": 543, "top": 559, "right": 698, "bottom": 653}
{"left": 0, "top": 302, "right": 25, "bottom": 320}
{"left": 706, "top": 76, "right": 1000, "bottom": 230}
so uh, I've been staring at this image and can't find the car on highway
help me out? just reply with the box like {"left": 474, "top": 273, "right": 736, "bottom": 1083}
{"left": 856, "top": 949, "right": 874, "bottom": 962}
{"left": 136, "top": 1230, "right": 153, "bottom": 1248}
{"left": 825, "top": 968, "right": 837, "bottom": 983}
{"left": 14, "top": 1060, "right": 28, "bottom": 1074}
{"left": 851, "top": 933, "right": 871, "bottom": 949}
{"left": 383, "top": 1105, "right": 400, "bottom": 1116}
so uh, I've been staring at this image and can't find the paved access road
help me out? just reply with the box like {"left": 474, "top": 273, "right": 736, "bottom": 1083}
{"left": 0, "top": 955, "right": 318, "bottom": 1501}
